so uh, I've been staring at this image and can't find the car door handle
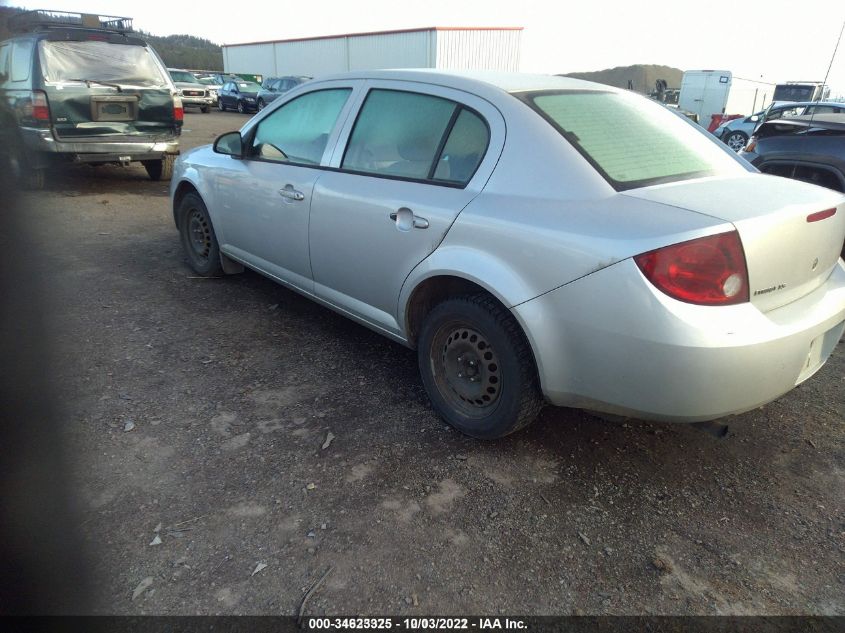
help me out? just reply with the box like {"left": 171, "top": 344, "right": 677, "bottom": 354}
{"left": 279, "top": 186, "right": 305, "bottom": 201}
{"left": 389, "top": 208, "right": 429, "bottom": 230}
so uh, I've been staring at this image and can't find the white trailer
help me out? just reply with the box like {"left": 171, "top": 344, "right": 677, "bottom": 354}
{"left": 679, "top": 70, "right": 774, "bottom": 128}
{"left": 222, "top": 27, "right": 523, "bottom": 79}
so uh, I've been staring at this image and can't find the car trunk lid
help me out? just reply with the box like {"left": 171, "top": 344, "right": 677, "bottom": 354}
{"left": 624, "top": 174, "right": 845, "bottom": 312}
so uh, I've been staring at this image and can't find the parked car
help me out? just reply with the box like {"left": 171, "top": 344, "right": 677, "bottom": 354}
{"left": 256, "top": 76, "right": 311, "bottom": 110}
{"left": 168, "top": 69, "right": 213, "bottom": 113}
{"left": 217, "top": 80, "right": 262, "bottom": 113}
{"left": 739, "top": 113, "right": 845, "bottom": 256}
{"left": 170, "top": 70, "right": 845, "bottom": 439}
{"left": 714, "top": 101, "right": 845, "bottom": 151}
{"left": 0, "top": 10, "right": 182, "bottom": 186}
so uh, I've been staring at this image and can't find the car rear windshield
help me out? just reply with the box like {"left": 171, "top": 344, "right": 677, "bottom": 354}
{"left": 519, "top": 90, "right": 745, "bottom": 190}
{"left": 237, "top": 82, "right": 261, "bottom": 91}
{"left": 39, "top": 40, "right": 168, "bottom": 87}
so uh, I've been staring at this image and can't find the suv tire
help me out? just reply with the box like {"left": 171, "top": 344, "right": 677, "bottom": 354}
{"left": 143, "top": 155, "right": 175, "bottom": 181}
{"left": 200, "top": 105, "right": 210, "bottom": 113}
{"left": 417, "top": 294, "right": 543, "bottom": 439}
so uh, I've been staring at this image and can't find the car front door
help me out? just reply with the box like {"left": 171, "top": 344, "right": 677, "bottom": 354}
{"left": 208, "top": 82, "right": 359, "bottom": 291}
{"left": 308, "top": 81, "right": 505, "bottom": 337}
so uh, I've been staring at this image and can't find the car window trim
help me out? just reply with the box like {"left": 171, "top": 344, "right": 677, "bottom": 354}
{"left": 338, "top": 87, "right": 491, "bottom": 188}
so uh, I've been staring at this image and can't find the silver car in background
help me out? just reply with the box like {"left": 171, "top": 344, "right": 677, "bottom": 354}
{"left": 170, "top": 70, "right": 845, "bottom": 439}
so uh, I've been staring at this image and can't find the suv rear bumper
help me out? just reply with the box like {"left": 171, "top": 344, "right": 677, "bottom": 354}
{"left": 22, "top": 127, "right": 179, "bottom": 165}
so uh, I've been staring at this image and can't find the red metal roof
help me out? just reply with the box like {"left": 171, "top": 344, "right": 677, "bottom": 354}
{"left": 223, "top": 26, "right": 523, "bottom": 48}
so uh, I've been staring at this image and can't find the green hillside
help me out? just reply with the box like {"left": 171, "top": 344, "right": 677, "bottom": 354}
{"left": 0, "top": 7, "right": 222, "bottom": 70}
{"left": 563, "top": 64, "right": 684, "bottom": 93}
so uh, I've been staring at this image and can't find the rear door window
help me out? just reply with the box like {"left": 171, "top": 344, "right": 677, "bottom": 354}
{"left": 342, "top": 89, "right": 488, "bottom": 184}
{"left": 250, "top": 88, "right": 351, "bottom": 165}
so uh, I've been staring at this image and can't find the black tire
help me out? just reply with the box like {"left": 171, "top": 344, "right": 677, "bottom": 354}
{"left": 417, "top": 294, "right": 543, "bottom": 439}
{"left": 723, "top": 130, "right": 748, "bottom": 152}
{"left": 200, "top": 105, "right": 210, "bottom": 113}
{"left": 143, "top": 155, "right": 174, "bottom": 181}
{"left": 257, "top": 98, "right": 265, "bottom": 111}
{"left": 218, "top": 99, "right": 226, "bottom": 112}
{"left": 177, "top": 192, "right": 223, "bottom": 277}
{"left": 237, "top": 101, "right": 245, "bottom": 114}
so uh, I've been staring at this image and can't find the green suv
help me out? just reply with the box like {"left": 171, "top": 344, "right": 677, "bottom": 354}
{"left": 0, "top": 10, "right": 183, "bottom": 187}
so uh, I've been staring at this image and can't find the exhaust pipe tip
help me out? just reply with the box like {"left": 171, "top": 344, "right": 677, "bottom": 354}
{"left": 691, "top": 421, "right": 729, "bottom": 439}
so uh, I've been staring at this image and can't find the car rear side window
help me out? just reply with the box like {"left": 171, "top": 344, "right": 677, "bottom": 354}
{"left": 522, "top": 90, "right": 744, "bottom": 190}
{"left": 11, "top": 40, "right": 33, "bottom": 82}
{"left": 432, "top": 109, "right": 489, "bottom": 184}
{"left": 251, "top": 88, "right": 351, "bottom": 165}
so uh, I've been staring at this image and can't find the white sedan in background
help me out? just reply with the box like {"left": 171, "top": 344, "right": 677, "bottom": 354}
{"left": 170, "top": 70, "right": 845, "bottom": 439}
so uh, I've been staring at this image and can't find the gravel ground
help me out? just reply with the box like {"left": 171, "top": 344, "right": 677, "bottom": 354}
{"left": 16, "top": 110, "right": 845, "bottom": 616}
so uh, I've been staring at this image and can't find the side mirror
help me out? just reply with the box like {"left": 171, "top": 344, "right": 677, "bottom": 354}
{"left": 214, "top": 131, "right": 244, "bottom": 158}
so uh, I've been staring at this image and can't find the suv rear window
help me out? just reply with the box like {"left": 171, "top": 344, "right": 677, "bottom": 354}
{"left": 39, "top": 40, "right": 168, "bottom": 87}
{"left": 520, "top": 90, "right": 744, "bottom": 190}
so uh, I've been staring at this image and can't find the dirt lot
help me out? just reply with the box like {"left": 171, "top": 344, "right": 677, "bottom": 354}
{"left": 15, "top": 110, "right": 845, "bottom": 615}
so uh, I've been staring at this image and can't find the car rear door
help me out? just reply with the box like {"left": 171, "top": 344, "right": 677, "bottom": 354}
{"left": 308, "top": 80, "right": 505, "bottom": 336}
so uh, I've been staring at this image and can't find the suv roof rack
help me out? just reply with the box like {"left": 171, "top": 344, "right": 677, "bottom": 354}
{"left": 7, "top": 10, "right": 134, "bottom": 34}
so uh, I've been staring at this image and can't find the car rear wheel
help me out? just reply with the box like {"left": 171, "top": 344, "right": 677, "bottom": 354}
{"left": 417, "top": 294, "right": 543, "bottom": 439}
{"left": 237, "top": 101, "right": 245, "bottom": 114}
{"left": 178, "top": 192, "right": 223, "bottom": 277}
{"left": 143, "top": 155, "right": 174, "bottom": 181}
{"left": 724, "top": 131, "right": 749, "bottom": 152}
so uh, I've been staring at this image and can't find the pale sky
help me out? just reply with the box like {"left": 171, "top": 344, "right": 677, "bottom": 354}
{"left": 10, "top": 0, "right": 845, "bottom": 88}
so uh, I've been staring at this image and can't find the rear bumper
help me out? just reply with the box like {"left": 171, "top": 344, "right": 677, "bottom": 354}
{"left": 514, "top": 258, "right": 845, "bottom": 422}
{"left": 20, "top": 127, "right": 179, "bottom": 164}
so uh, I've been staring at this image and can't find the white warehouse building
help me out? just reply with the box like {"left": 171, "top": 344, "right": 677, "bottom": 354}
{"left": 222, "top": 27, "right": 523, "bottom": 78}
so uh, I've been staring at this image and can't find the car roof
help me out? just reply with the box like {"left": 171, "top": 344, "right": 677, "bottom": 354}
{"left": 771, "top": 100, "right": 844, "bottom": 108}
{"left": 310, "top": 69, "right": 613, "bottom": 96}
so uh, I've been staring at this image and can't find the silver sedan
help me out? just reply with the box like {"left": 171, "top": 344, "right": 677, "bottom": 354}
{"left": 170, "top": 70, "right": 845, "bottom": 439}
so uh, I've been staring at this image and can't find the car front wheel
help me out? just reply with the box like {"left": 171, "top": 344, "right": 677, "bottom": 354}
{"left": 724, "top": 131, "right": 749, "bottom": 152}
{"left": 417, "top": 294, "right": 543, "bottom": 439}
{"left": 218, "top": 99, "right": 226, "bottom": 111}
{"left": 237, "top": 101, "right": 245, "bottom": 114}
{"left": 257, "top": 98, "right": 265, "bottom": 111}
{"left": 177, "top": 192, "right": 223, "bottom": 277}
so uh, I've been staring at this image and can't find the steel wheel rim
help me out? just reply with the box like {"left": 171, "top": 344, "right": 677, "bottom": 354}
{"left": 187, "top": 208, "right": 211, "bottom": 261}
{"left": 431, "top": 322, "right": 501, "bottom": 416}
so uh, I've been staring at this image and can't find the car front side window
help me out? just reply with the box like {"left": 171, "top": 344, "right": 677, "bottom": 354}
{"left": 250, "top": 88, "right": 351, "bottom": 165}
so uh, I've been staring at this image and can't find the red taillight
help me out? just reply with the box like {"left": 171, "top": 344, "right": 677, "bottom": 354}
{"left": 173, "top": 95, "right": 184, "bottom": 123}
{"left": 807, "top": 208, "right": 836, "bottom": 223}
{"left": 22, "top": 90, "right": 50, "bottom": 126}
{"left": 634, "top": 231, "right": 749, "bottom": 306}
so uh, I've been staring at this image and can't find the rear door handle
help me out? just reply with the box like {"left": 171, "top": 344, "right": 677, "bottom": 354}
{"left": 389, "top": 208, "right": 429, "bottom": 230}
{"left": 279, "top": 185, "right": 304, "bottom": 201}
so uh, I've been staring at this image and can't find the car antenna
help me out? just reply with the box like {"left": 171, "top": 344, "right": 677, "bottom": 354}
{"left": 792, "top": 17, "right": 845, "bottom": 181}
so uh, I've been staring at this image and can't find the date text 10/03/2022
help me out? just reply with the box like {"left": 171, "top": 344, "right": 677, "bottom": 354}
{"left": 306, "top": 618, "right": 528, "bottom": 630}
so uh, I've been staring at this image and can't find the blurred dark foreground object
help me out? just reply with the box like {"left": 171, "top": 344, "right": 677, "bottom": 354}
{"left": 0, "top": 95, "right": 91, "bottom": 614}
